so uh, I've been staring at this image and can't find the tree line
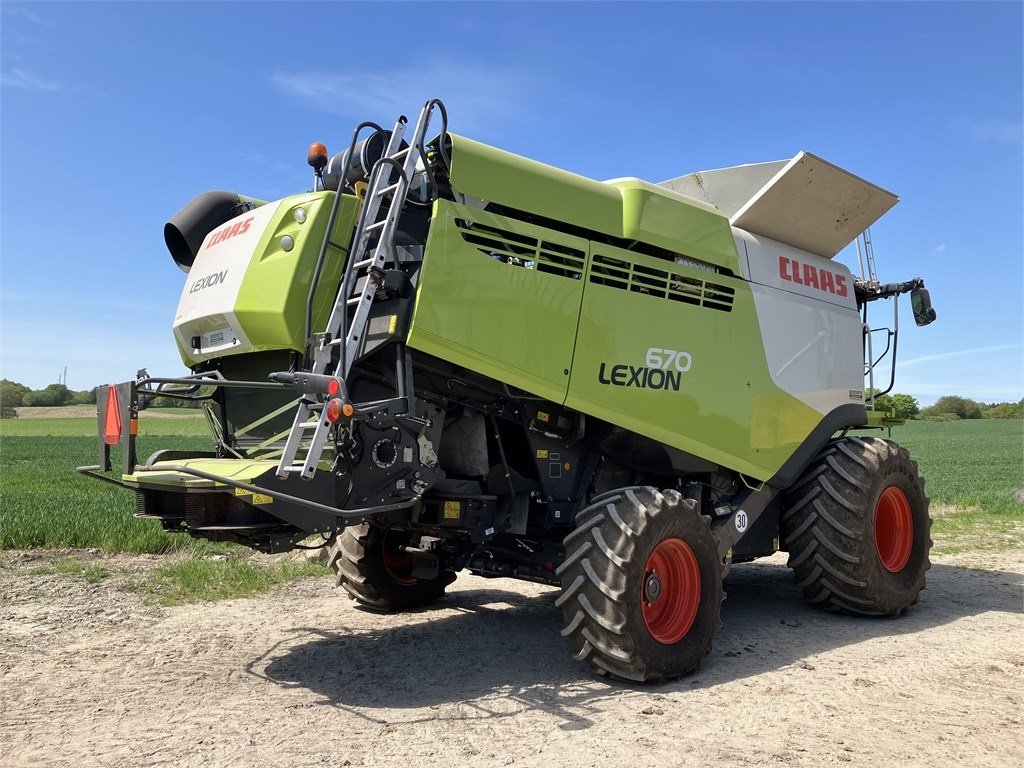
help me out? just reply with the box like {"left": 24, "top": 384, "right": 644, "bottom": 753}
{"left": 0, "top": 379, "right": 202, "bottom": 419}
{"left": 863, "top": 391, "right": 1022, "bottom": 420}
{"left": 1, "top": 377, "right": 1021, "bottom": 421}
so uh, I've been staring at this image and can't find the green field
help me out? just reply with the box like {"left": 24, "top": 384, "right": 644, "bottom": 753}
{"left": 0, "top": 410, "right": 330, "bottom": 602}
{"left": 1, "top": 412, "right": 217, "bottom": 553}
{"left": 888, "top": 419, "right": 1024, "bottom": 552}
{"left": 1, "top": 413, "right": 1021, "bottom": 590}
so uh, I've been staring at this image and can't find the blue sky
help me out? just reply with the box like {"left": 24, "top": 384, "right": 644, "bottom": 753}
{"left": 1, "top": 1, "right": 1021, "bottom": 405}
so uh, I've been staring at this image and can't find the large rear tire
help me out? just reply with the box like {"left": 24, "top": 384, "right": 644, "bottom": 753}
{"left": 557, "top": 487, "right": 723, "bottom": 683}
{"left": 328, "top": 524, "right": 456, "bottom": 612}
{"left": 781, "top": 436, "right": 931, "bottom": 616}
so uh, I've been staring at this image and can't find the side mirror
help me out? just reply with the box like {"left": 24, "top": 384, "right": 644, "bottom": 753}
{"left": 911, "top": 287, "right": 937, "bottom": 326}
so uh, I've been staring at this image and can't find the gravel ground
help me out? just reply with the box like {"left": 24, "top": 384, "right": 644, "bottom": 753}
{"left": 1, "top": 548, "right": 1021, "bottom": 768}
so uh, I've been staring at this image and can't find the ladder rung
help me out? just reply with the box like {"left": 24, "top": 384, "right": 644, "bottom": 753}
{"left": 277, "top": 102, "right": 441, "bottom": 483}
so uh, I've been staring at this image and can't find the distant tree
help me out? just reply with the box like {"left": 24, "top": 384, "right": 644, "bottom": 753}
{"left": 917, "top": 412, "right": 960, "bottom": 422}
{"left": 0, "top": 379, "right": 30, "bottom": 407}
{"left": 867, "top": 390, "right": 894, "bottom": 412}
{"left": 866, "top": 391, "right": 919, "bottom": 420}
{"left": 924, "top": 395, "right": 984, "bottom": 420}
{"left": 983, "top": 402, "right": 1023, "bottom": 419}
{"left": 890, "top": 394, "right": 920, "bottom": 420}
{"left": 149, "top": 395, "right": 203, "bottom": 409}
{"left": 69, "top": 390, "right": 95, "bottom": 406}
{"left": 0, "top": 405, "right": 17, "bottom": 419}
{"left": 22, "top": 383, "right": 73, "bottom": 407}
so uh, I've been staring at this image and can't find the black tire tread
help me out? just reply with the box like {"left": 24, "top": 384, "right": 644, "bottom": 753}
{"left": 557, "top": 486, "right": 721, "bottom": 683}
{"left": 781, "top": 437, "right": 932, "bottom": 617}
{"left": 328, "top": 523, "right": 456, "bottom": 613}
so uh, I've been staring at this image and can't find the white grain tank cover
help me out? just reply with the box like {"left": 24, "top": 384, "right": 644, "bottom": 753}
{"left": 660, "top": 151, "right": 898, "bottom": 259}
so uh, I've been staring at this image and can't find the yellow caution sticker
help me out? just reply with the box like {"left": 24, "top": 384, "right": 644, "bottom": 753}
{"left": 536, "top": 449, "right": 549, "bottom": 459}
{"left": 443, "top": 500, "right": 461, "bottom": 519}
{"left": 388, "top": 315, "right": 398, "bottom": 335}
{"left": 234, "top": 488, "right": 252, "bottom": 497}
{"left": 252, "top": 493, "right": 273, "bottom": 505}
{"left": 537, "top": 411, "right": 550, "bottom": 423}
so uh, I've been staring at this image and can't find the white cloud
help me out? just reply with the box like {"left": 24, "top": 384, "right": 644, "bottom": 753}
{"left": 931, "top": 244, "right": 946, "bottom": 255}
{"left": 953, "top": 117, "right": 1022, "bottom": 145}
{"left": 271, "top": 61, "right": 533, "bottom": 133}
{"left": 900, "top": 343, "right": 1022, "bottom": 369}
{"left": 1, "top": 67, "right": 58, "bottom": 91}
{"left": 890, "top": 343, "right": 1023, "bottom": 404}
{"left": 4, "top": 6, "right": 54, "bottom": 27}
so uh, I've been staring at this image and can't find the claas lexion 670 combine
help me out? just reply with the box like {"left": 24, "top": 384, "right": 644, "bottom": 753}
{"left": 80, "top": 100, "right": 938, "bottom": 682}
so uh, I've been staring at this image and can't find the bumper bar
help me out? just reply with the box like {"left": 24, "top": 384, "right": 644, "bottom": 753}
{"left": 76, "top": 463, "right": 418, "bottom": 521}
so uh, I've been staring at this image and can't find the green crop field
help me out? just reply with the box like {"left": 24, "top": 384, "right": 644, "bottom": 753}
{"left": 0, "top": 413, "right": 218, "bottom": 552}
{"left": 1, "top": 413, "right": 1020, "bottom": 600}
{"left": 0, "top": 410, "right": 330, "bottom": 603}
{"left": 885, "top": 419, "right": 1024, "bottom": 552}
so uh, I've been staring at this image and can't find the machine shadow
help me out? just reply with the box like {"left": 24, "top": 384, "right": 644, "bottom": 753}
{"left": 253, "top": 560, "right": 1021, "bottom": 725}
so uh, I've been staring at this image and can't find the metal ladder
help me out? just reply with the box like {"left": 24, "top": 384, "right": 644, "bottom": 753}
{"left": 275, "top": 101, "right": 441, "bottom": 480}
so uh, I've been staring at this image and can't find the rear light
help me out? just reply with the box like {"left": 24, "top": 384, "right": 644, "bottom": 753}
{"left": 325, "top": 398, "right": 344, "bottom": 423}
{"left": 327, "top": 378, "right": 341, "bottom": 397}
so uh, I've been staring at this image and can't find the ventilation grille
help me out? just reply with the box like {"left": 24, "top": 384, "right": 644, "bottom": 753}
{"left": 455, "top": 219, "right": 585, "bottom": 280}
{"left": 589, "top": 254, "right": 735, "bottom": 312}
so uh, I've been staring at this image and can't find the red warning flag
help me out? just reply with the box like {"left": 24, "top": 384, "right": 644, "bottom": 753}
{"left": 104, "top": 387, "right": 122, "bottom": 446}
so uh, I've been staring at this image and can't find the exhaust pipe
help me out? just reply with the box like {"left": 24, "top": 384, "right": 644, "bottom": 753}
{"left": 322, "top": 130, "right": 409, "bottom": 192}
{"left": 164, "top": 191, "right": 264, "bottom": 272}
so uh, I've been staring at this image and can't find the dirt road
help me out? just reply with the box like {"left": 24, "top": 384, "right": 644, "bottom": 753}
{"left": 1, "top": 549, "right": 1021, "bottom": 768}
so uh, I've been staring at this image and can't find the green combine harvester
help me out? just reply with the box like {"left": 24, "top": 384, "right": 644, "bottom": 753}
{"left": 81, "top": 100, "right": 938, "bottom": 682}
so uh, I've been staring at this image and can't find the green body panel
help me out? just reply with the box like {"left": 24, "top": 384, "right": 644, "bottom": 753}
{"left": 409, "top": 201, "right": 821, "bottom": 481}
{"left": 407, "top": 200, "right": 588, "bottom": 403}
{"left": 565, "top": 241, "right": 821, "bottom": 480}
{"left": 176, "top": 191, "right": 359, "bottom": 366}
{"left": 443, "top": 134, "right": 741, "bottom": 274}
{"left": 607, "top": 179, "right": 740, "bottom": 273}
{"left": 124, "top": 459, "right": 276, "bottom": 489}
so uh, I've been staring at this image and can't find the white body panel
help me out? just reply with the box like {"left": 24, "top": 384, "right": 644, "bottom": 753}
{"left": 661, "top": 152, "right": 898, "bottom": 259}
{"left": 736, "top": 228, "right": 864, "bottom": 415}
{"left": 660, "top": 159, "right": 789, "bottom": 218}
{"left": 172, "top": 201, "right": 282, "bottom": 364}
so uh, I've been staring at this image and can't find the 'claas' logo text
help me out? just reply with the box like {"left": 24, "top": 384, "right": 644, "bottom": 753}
{"left": 205, "top": 217, "right": 254, "bottom": 250}
{"left": 778, "top": 256, "right": 848, "bottom": 297}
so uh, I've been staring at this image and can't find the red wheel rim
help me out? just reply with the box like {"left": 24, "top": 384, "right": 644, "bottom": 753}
{"left": 381, "top": 533, "right": 418, "bottom": 585}
{"left": 874, "top": 486, "right": 913, "bottom": 573}
{"left": 641, "top": 538, "right": 701, "bottom": 645}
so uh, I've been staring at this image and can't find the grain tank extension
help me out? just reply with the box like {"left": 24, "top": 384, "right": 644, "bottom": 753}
{"left": 80, "top": 100, "right": 938, "bottom": 681}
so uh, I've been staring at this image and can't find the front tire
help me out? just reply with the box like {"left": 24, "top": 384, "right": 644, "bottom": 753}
{"left": 557, "top": 487, "right": 723, "bottom": 683}
{"left": 328, "top": 524, "right": 456, "bottom": 612}
{"left": 781, "top": 436, "right": 932, "bottom": 616}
